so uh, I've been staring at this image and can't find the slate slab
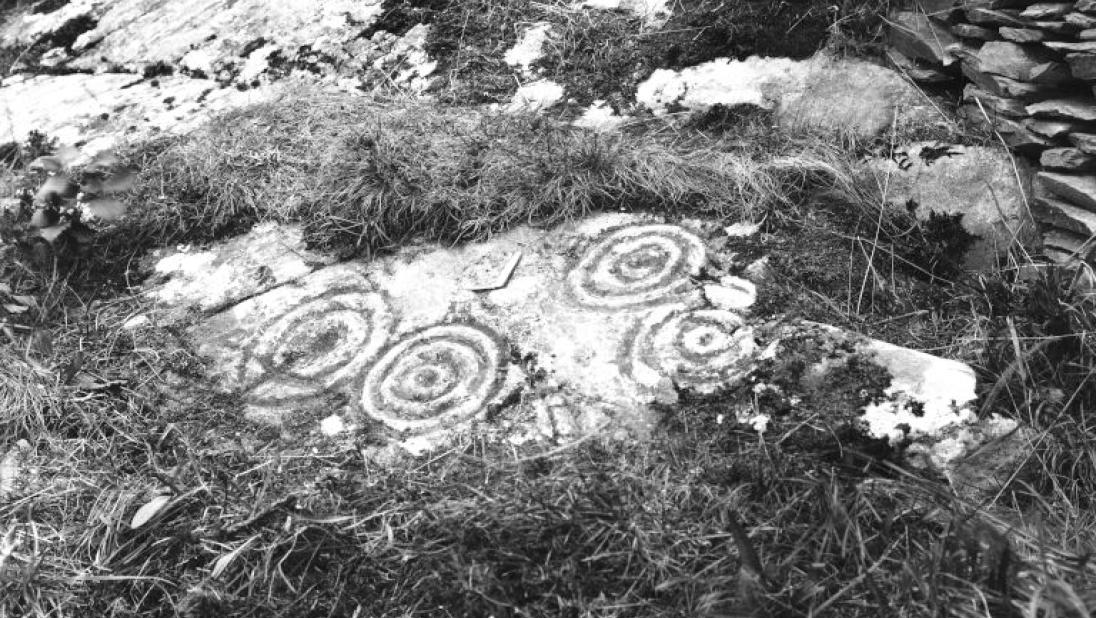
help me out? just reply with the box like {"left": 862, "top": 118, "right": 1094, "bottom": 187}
{"left": 1036, "top": 170, "right": 1096, "bottom": 210}
{"left": 1040, "top": 147, "right": 1096, "bottom": 171}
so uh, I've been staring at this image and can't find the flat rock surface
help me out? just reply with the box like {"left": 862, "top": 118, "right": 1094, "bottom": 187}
{"left": 0, "top": 72, "right": 281, "bottom": 152}
{"left": 154, "top": 215, "right": 987, "bottom": 468}
{"left": 147, "top": 222, "right": 334, "bottom": 319}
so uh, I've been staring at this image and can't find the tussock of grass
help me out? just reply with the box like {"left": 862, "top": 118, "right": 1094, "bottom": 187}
{"left": 0, "top": 346, "right": 51, "bottom": 441}
{"left": 119, "top": 91, "right": 832, "bottom": 258}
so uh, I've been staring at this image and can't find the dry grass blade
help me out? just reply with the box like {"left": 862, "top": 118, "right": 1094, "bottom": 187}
{"left": 129, "top": 494, "right": 172, "bottom": 530}
{"left": 210, "top": 534, "right": 261, "bottom": 580}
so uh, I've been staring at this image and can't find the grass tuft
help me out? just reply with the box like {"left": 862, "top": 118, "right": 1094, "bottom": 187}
{"left": 115, "top": 91, "right": 835, "bottom": 260}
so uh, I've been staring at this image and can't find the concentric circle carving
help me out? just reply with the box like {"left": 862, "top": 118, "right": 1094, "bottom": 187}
{"left": 621, "top": 306, "right": 756, "bottom": 394}
{"left": 567, "top": 225, "right": 706, "bottom": 309}
{"left": 240, "top": 289, "right": 393, "bottom": 403}
{"left": 359, "top": 323, "right": 509, "bottom": 432}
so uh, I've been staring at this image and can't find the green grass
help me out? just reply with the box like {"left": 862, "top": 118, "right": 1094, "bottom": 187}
{"left": 2, "top": 85, "right": 1096, "bottom": 618}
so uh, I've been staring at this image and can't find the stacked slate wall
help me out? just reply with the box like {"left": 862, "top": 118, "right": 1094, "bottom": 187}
{"left": 888, "top": 0, "right": 1096, "bottom": 267}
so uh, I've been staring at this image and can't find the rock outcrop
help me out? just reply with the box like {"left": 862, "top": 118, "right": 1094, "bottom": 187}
{"left": 147, "top": 215, "right": 1012, "bottom": 485}
{"left": 0, "top": 0, "right": 433, "bottom": 152}
{"left": 0, "top": 0, "right": 385, "bottom": 81}
{"left": 635, "top": 55, "right": 939, "bottom": 140}
{"left": 889, "top": 0, "right": 1096, "bottom": 269}
{"left": 869, "top": 142, "right": 1036, "bottom": 270}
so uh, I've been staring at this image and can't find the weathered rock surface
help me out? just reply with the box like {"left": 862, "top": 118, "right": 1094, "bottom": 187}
{"left": 953, "top": 23, "right": 1000, "bottom": 40}
{"left": 963, "top": 105, "right": 1055, "bottom": 153}
{"left": 1043, "top": 40, "right": 1096, "bottom": 52}
{"left": 636, "top": 56, "right": 812, "bottom": 113}
{"left": 636, "top": 55, "right": 936, "bottom": 139}
{"left": 971, "top": 40, "right": 1071, "bottom": 83}
{"left": 999, "top": 27, "right": 1047, "bottom": 42}
{"left": 505, "top": 23, "right": 552, "bottom": 73}
{"left": 778, "top": 60, "right": 941, "bottom": 137}
{"left": 964, "top": 84, "right": 1029, "bottom": 116}
{"left": 0, "top": 0, "right": 100, "bottom": 46}
{"left": 151, "top": 215, "right": 998, "bottom": 475}
{"left": 0, "top": 72, "right": 280, "bottom": 152}
{"left": 928, "top": 418, "right": 1038, "bottom": 502}
{"left": 886, "top": 48, "right": 956, "bottom": 82}
{"left": 1020, "top": 3, "right": 1074, "bottom": 20}
{"left": 1065, "top": 52, "right": 1096, "bottom": 79}
{"left": 146, "top": 223, "right": 334, "bottom": 320}
{"left": 1, "top": 0, "right": 384, "bottom": 78}
{"left": 1025, "top": 118, "right": 1088, "bottom": 139}
{"left": 858, "top": 338, "right": 978, "bottom": 445}
{"left": 1032, "top": 185, "right": 1096, "bottom": 235}
{"left": 1040, "top": 146, "right": 1096, "bottom": 170}
{"left": 961, "top": 62, "right": 1047, "bottom": 99}
{"left": 966, "top": 8, "right": 1029, "bottom": 28}
{"left": 1036, "top": 170, "right": 1096, "bottom": 211}
{"left": 1043, "top": 227, "right": 1095, "bottom": 260}
{"left": 869, "top": 143, "right": 1036, "bottom": 269}
{"left": 1070, "top": 131, "right": 1096, "bottom": 153}
{"left": 890, "top": 11, "right": 962, "bottom": 65}
{"left": 505, "top": 80, "right": 566, "bottom": 113}
{"left": 1028, "top": 97, "right": 1096, "bottom": 121}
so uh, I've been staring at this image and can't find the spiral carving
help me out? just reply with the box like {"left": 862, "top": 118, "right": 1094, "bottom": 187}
{"left": 567, "top": 225, "right": 706, "bottom": 309}
{"left": 359, "top": 323, "right": 509, "bottom": 433}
